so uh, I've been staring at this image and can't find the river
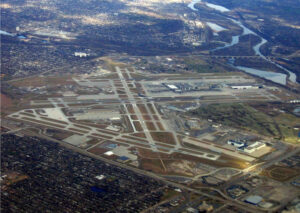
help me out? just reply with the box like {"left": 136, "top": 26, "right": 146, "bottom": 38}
{"left": 0, "top": 30, "right": 14, "bottom": 36}
{"left": 188, "top": 0, "right": 229, "bottom": 12}
{"left": 236, "top": 66, "right": 286, "bottom": 85}
{"left": 187, "top": 0, "right": 297, "bottom": 84}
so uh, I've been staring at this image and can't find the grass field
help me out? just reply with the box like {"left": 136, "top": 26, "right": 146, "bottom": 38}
{"left": 190, "top": 103, "right": 300, "bottom": 143}
{"left": 184, "top": 57, "right": 233, "bottom": 73}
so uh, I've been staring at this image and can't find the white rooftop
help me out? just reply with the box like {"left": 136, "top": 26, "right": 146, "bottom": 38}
{"left": 245, "top": 195, "right": 263, "bottom": 204}
{"left": 104, "top": 151, "right": 114, "bottom": 156}
{"left": 167, "top": 84, "right": 178, "bottom": 89}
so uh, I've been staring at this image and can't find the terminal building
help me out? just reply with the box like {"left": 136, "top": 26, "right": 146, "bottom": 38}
{"left": 228, "top": 140, "right": 266, "bottom": 154}
{"left": 227, "top": 140, "right": 246, "bottom": 148}
{"left": 240, "top": 141, "right": 266, "bottom": 153}
{"left": 163, "top": 83, "right": 195, "bottom": 93}
{"left": 165, "top": 84, "right": 181, "bottom": 93}
{"left": 230, "top": 85, "right": 262, "bottom": 90}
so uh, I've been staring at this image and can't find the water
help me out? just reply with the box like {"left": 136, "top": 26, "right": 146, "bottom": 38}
{"left": 210, "top": 19, "right": 255, "bottom": 51}
{"left": 212, "top": 35, "right": 239, "bottom": 51}
{"left": 232, "top": 21, "right": 297, "bottom": 83}
{"left": 188, "top": 0, "right": 230, "bottom": 13}
{"left": 188, "top": 0, "right": 202, "bottom": 11}
{"left": 230, "top": 19, "right": 255, "bottom": 36}
{"left": 270, "top": 62, "right": 297, "bottom": 83}
{"left": 187, "top": 0, "right": 297, "bottom": 84}
{"left": 0, "top": 30, "right": 14, "bottom": 36}
{"left": 236, "top": 66, "right": 287, "bottom": 85}
{"left": 253, "top": 38, "right": 267, "bottom": 58}
{"left": 17, "top": 35, "right": 26, "bottom": 39}
{"left": 293, "top": 107, "right": 300, "bottom": 116}
{"left": 205, "top": 3, "right": 230, "bottom": 12}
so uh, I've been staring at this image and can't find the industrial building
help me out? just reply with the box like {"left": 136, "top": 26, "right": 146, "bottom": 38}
{"left": 244, "top": 195, "right": 263, "bottom": 205}
{"left": 242, "top": 141, "right": 266, "bottom": 154}
{"left": 227, "top": 140, "right": 246, "bottom": 148}
{"left": 230, "top": 85, "right": 262, "bottom": 90}
{"left": 74, "top": 52, "right": 89, "bottom": 57}
{"left": 163, "top": 83, "right": 194, "bottom": 93}
{"left": 228, "top": 140, "right": 266, "bottom": 154}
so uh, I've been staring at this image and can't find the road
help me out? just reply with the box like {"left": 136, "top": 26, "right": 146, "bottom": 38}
{"left": 21, "top": 129, "right": 267, "bottom": 213}
{"left": 219, "top": 146, "right": 300, "bottom": 212}
{"left": 3, "top": 63, "right": 295, "bottom": 212}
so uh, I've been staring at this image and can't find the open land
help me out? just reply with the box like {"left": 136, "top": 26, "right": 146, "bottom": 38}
{"left": 2, "top": 61, "right": 300, "bottom": 212}
{"left": 1, "top": 0, "right": 300, "bottom": 212}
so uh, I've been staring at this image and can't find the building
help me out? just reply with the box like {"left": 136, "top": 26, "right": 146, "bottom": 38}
{"left": 230, "top": 85, "right": 262, "bottom": 90}
{"left": 259, "top": 201, "right": 274, "bottom": 209}
{"left": 118, "top": 156, "right": 130, "bottom": 163}
{"left": 242, "top": 141, "right": 266, "bottom": 154}
{"left": 74, "top": 52, "right": 89, "bottom": 57}
{"left": 166, "top": 84, "right": 178, "bottom": 90}
{"left": 289, "top": 99, "right": 300, "bottom": 103}
{"left": 198, "top": 201, "right": 214, "bottom": 212}
{"left": 164, "top": 84, "right": 181, "bottom": 93}
{"left": 95, "top": 175, "right": 105, "bottom": 180}
{"left": 227, "top": 140, "right": 245, "bottom": 148}
{"left": 244, "top": 195, "right": 263, "bottom": 205}
{"left": 186, "top": 207, "right": 198, "bottom": 213}
{"left": 104, "top": 151, "right": 114, "bottom": 156}
{"left": 105, "top": 126, "right": 121, "bottom": 132}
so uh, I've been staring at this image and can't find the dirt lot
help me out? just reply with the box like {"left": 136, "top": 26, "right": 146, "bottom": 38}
{"left": 150, "top": 132, "right": 176, "bottom": 145}
{"left": 126, "top": 104, "right": 134, "bottom": 114}
{"left": 1, "top": 93, "right": 13, "bottom": 109}
{"left": 261, "top": 166, "right": 300, "bottom": 181}
{"left": 47, "top": 129, "right": 74, "bottom": 140}
{"left": 147, "top": 104, "right": 156, "bottom": 114}
{"left": 139, "top": 158, "right": 165, "bottom": 174}
{"left": 87, "top": 146, "right": 109, "bottom": 155}
{"left": 10, "top": 75, "right": 75, "bottom": 87}
{"left": 153, "top": 115, "right": 159, "bottom": 120}
{"left": 116, "top": 89, "right": 126, "bottom": 95}
{"left": 130, "top": 115, "right": 138, "bottom": 120}
{"left": 142, "top": 114, "right": 152, "bottom": 120}
{"left": 137, "top": 104, "right": 148, "bottom": 114}
{"left": 123, "top": 115, "right": 134, "bottom": 132}
{"left": 116, "top": 139, "right": 150, "bottom": 148}
{"left": 172, "top": 153, "right": 248, "bottom": 170}
{"left": 133, "top": 121, "right": 143, "bottom": 131}
{"left": 156, "top": 122, "right": 165, "bottom": 131}
{"left": 146, "top": 122, "right": 156, "bottom": 131}
{"left": 130, "top": 88, "right": 138, "bottom": 94}
{"left": 138, "top": 148, "right": 172, "bottom": 159}
{"left": 130, "top": 132, "right": 146, "bottom": 138}
{"left": 122, "top": 135, "right": 148, "bottom": 143}
{"left": 119, "top": 95, "right": 128, "bottom": 99}
{"left": 139, "top": 156, "right": 200, "bottom": 177}
{"left": 22, "top": 117, "right": 66, "bottom": 129}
